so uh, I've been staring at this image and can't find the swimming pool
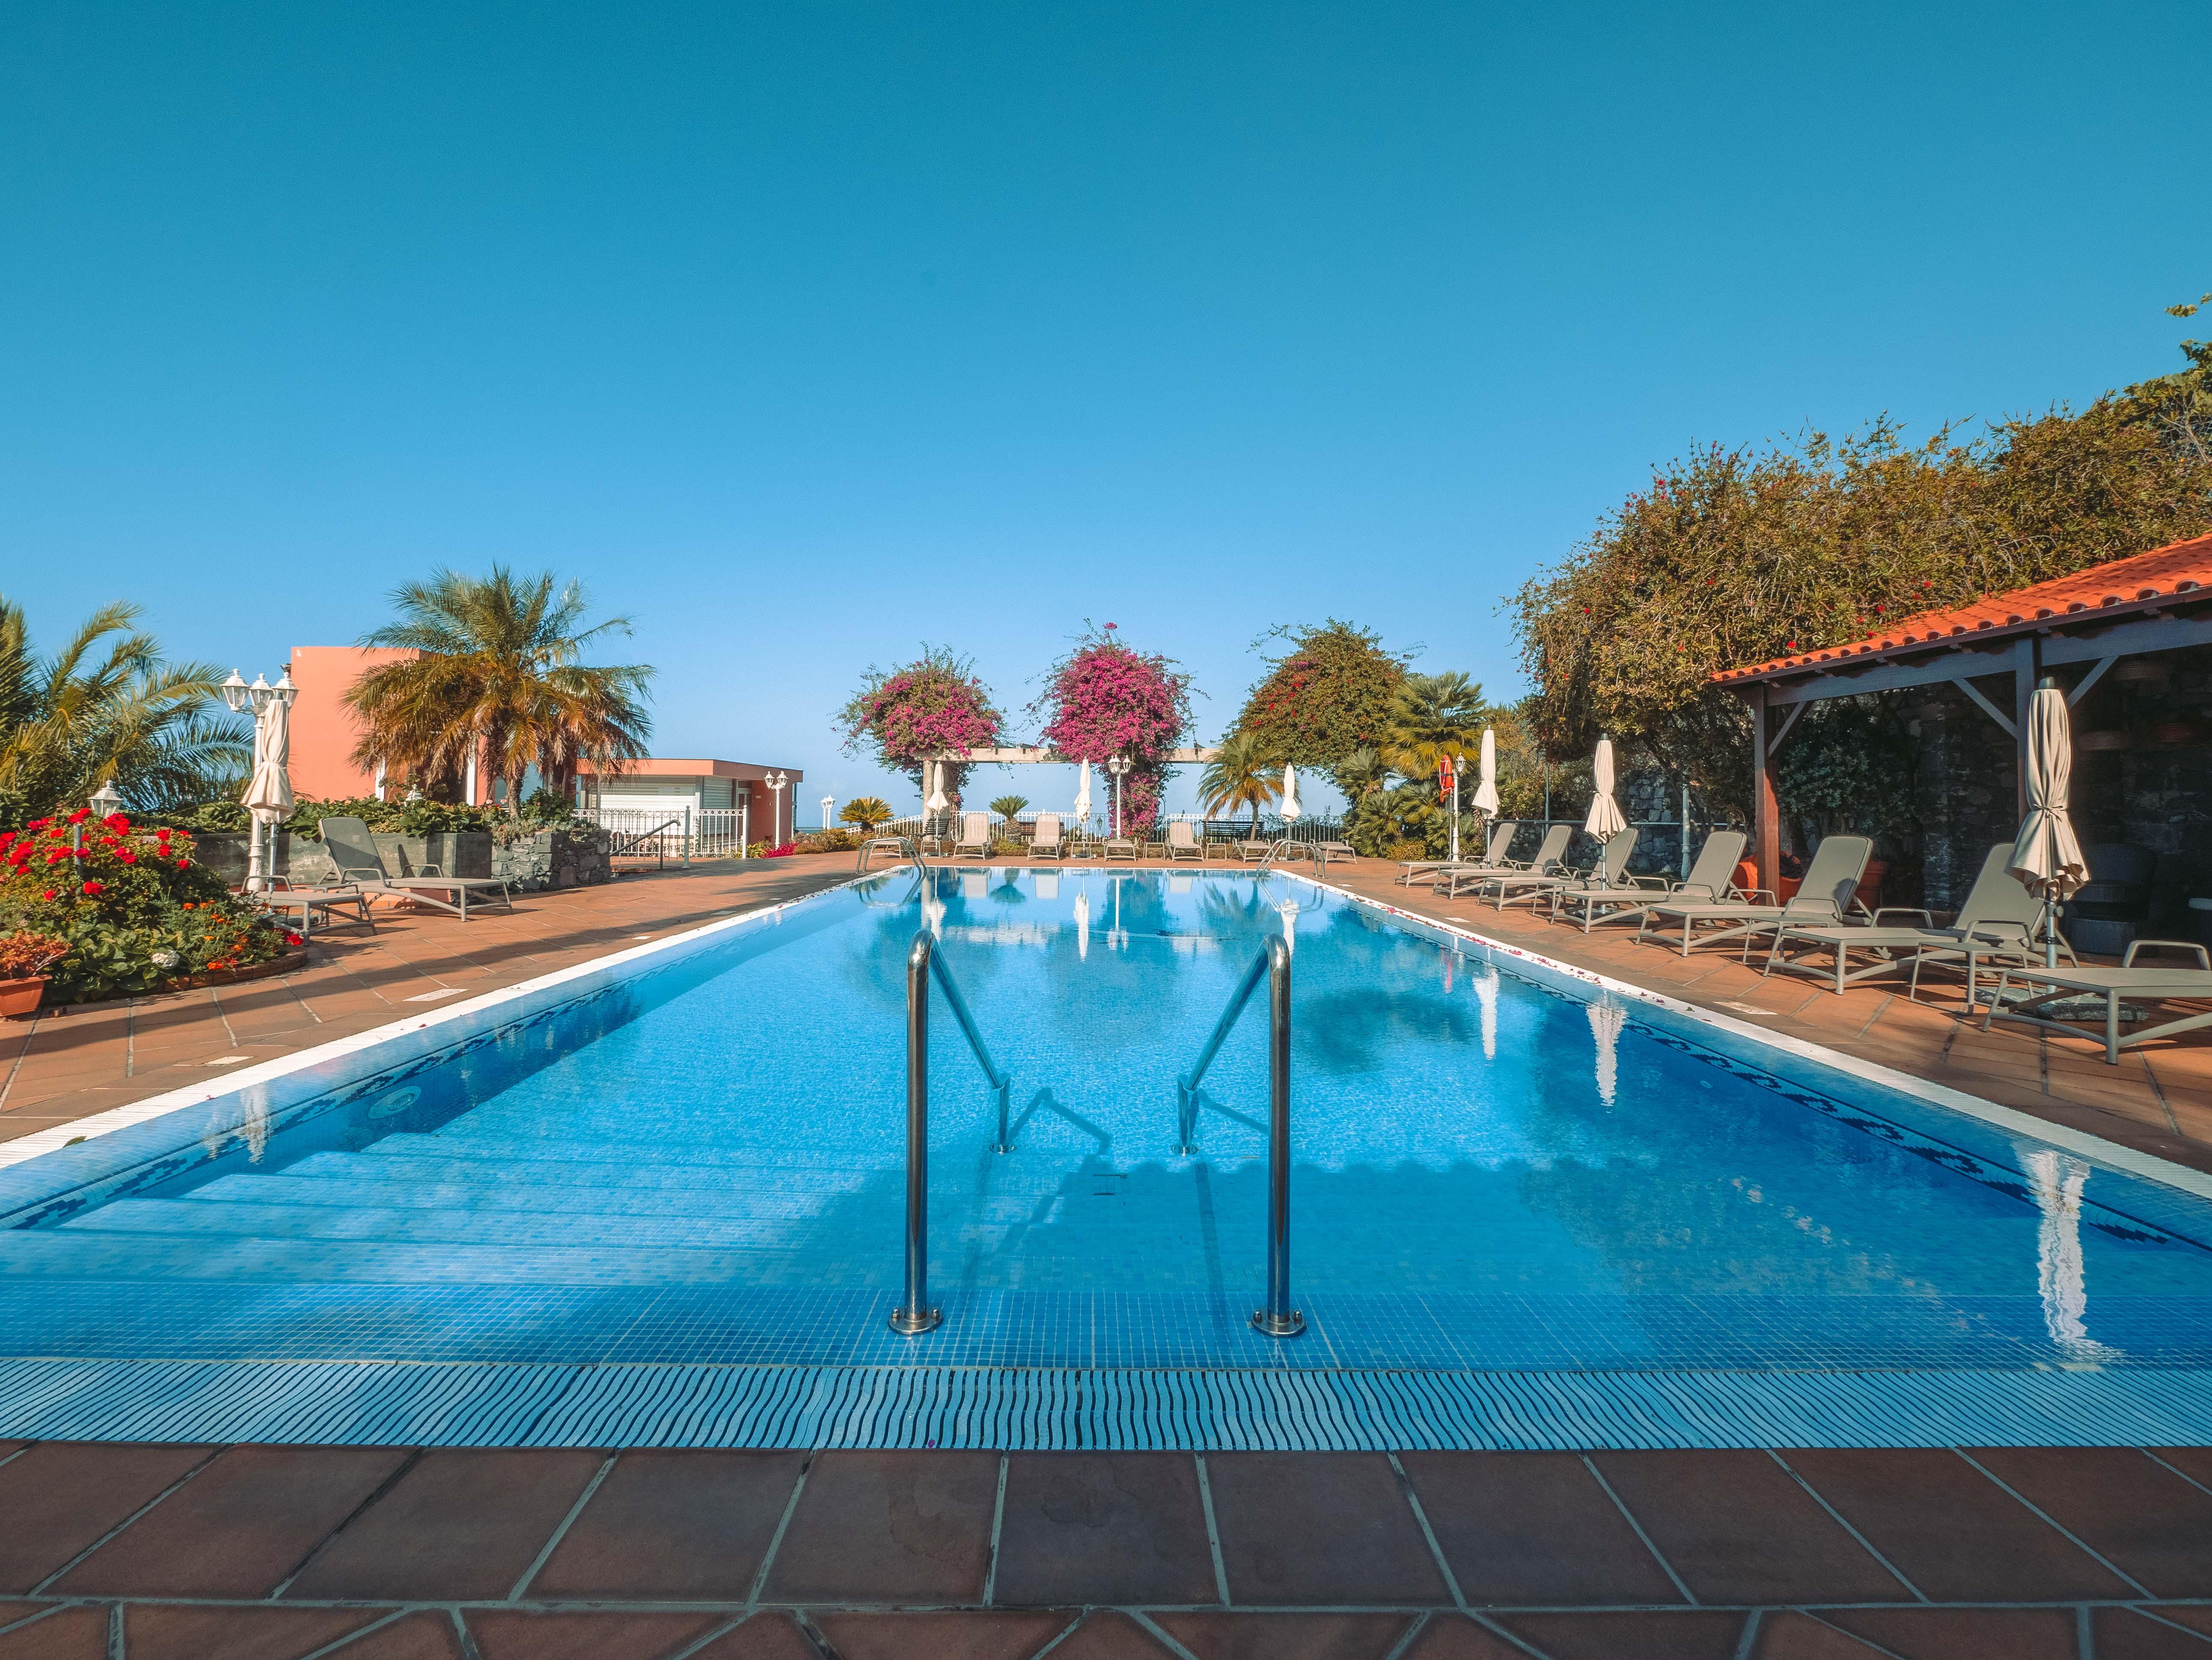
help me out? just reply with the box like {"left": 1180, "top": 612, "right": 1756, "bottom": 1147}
{"left": 5, "top": 866, "right": 2212, "bottom": 1449}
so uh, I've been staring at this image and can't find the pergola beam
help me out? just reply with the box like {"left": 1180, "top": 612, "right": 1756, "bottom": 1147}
{"left": 925, "top": 746, "right": 1224, "bottom": 764}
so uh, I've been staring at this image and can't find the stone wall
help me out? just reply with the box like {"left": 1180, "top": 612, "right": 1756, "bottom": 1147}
{"left": 190, "top": 831, "right": 493, "bottom": 887}
{"left": 493, "top": 829, "right": 612, "bottom": 891}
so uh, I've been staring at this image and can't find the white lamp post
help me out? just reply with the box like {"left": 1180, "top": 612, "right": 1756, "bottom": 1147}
{"left": 1106, "top": 755, "right": 1131, "bottom": 839}
{"left": 821, "top": 794, "right": 834, "bottom": 833}
{"left": 766, "top": 770, "right": 788, "bottom": 847}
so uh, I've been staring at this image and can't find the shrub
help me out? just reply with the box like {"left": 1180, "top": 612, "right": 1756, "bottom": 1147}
{"left": 0, "top": 812, "right": 292, "bottom": 1002}
{"left": 1031, "top": 624, "right": 1192, "bottom": 833}
{"left": 794, "top": 829, "right": 859, "bottom": 854}
{"left": 988, "top": 794, "right": 1029, "bottom": 819}
{"left": 839, "top": 796, "right": 894, "bottom": 831}
{"left": 0, "top": 931, "right": 69, "bottom": 980}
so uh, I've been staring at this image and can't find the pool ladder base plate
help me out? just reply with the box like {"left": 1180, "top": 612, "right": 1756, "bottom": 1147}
{"left": 889, "top": 1306, "right": 943, "bottom": 1335}
{"left": 1251, "top": 1308, "right": 1306, "bottom": 1338}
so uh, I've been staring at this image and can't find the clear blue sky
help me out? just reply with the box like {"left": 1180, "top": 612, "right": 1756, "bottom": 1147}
{"left": 3, "top": 2, "right": 2207, "bottom": 820}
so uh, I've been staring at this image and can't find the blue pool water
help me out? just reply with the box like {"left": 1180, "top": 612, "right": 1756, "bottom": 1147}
{"left": 5, "top": 867, "right": 2212, "bottom": 1385}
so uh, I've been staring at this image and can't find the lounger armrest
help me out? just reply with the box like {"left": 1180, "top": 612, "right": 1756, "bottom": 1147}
{"left": 337, "top": 866, "right": 385, "bottom": 884}
{"left": 1732, "top": 887, "right": 1776, "bottom": 905}
{"left": 2123, "top": 939, "right": 2212, "bottom": 969}
{"left": 1873, "top": 907, "right": 1935, "bottom": 926}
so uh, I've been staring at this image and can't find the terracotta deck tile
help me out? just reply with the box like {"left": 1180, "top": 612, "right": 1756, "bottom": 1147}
{"left": 319, "top": 1613, "right": 465, "bottom": 1659}
{"left": 0, "top": 1606, "right": 106, "bottom": 1660}
{"left": 2091, "top": 1608, "right": 2212, "bottom": 1658}
{"left": 992, "top": 1452, "right": 1218, "bottom": 1606}
{"left": 1045, "top": 1613, "right": 1180, "bottom": 1659}
{"left": 683, "top": 1615, "right": 819, "bottom": 1660}
{"left": 282, "top": 1449, "right": 602, "bottom": 1602}
{"left": 123, "top": 1603, "right": 388, "bottom": 1660}
{"left": 463, "top": 1611, "right": 728, "bottom": 1660}
{"left": 1202, "top": 1452, "right": 1450, "bottom": 1606}
{"left": 809, "top": 1612, "right": 1074, "bottom": 1660}
{"left": 0, "top": 1443, "right": 211, "bottom": 1594}
{"left": 56, "top": 1444, "right": 408, "bottom": 1597}
{"left": 1397, "top": 1451, "right": 1684, "bottom": 1606}
{"left": 1966, "top": 1447, "right": 2212, "bottom": 1596}
{"left": 1489, "top": 1611, "right": 1748, "bottom": 1660}
{"left": 761, "top": 1450, "right": 998, "bottom": 1604}
{"left": 1815, "top": 1606, "right": 2084, "bottom": 1660}
{"left": 1747, "top": 1612, "right": 1889, "bottom": 1657}
{"left": 1396, "top": 1616, "right": 1540, "bottom": 1659}
{"left": 529, "top": 1449, "right": 804, "bottom": 1601}
{"left": 1588, "top": 1451, "right": 1905, "bottom": 1604}
{"left": 1785, "top": 1448, "right": 2137, "bottom": 1602}
{"left": 1149, "top": 1612, "right": 1415, "bottom": 1660}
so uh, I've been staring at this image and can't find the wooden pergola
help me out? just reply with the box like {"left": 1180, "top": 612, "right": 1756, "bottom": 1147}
{"left": 1709, "top": 533, "right": 2212, "bottom": 896}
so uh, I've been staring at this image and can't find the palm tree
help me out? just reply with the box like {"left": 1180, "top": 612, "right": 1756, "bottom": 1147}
{"left": 346, "top": 568, "right": 654, "bottom": 815}
{"left": 1199, "top": 728, "right": 1283, "bottom": 833}
{"left": 839, "top": 796, "right": 894, "bottom": 831}
{"left": 1382, "top": 671, "right": 1489, "bottom": 781}
{"left": 0, "top": 596, "right": 252, "bottom": 823}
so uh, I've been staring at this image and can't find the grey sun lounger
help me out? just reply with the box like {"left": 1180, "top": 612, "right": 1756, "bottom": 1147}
{"left": 1230, "top": 839, "right": 1274, "bottom": 862}
{"left": 1981, "top": 940, "right": 2212, "bottom": 1064}
{"left": 1400, "top": 821, "right": 1515, "bottom": 887}
{"left": 952, "top": 812, "right": 993, "bottom": 860}
{"left": 318, "top": 816, "right": 514, "bottom": 920}
{"left": 1761, "top": 842, "right": 2075, "bottom": 997}
{"left": 1552, "top": 829, "right": 1746, "bottom": 935}
{"left": 1495, "top": 826, "right": 1638, "bottom": 913}
{"left": 1639, "top": 834, "right": 1871, "bottom": 959}
{"left": 1102, "top": 837, "right": 1140, "bottom": 862}
{"left": 1027, "top": 813, "right": 1064, "bottom": 860}
{"left": 1434, "top": 824, "right": 1573, "bottom": 899}
{"left": 1164, "top": 821, "right": 1204, "bottom": 862}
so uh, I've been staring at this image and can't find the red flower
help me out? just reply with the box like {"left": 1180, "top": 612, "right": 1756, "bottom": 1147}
{"left": 117, "top": 851, "right": 137, "bottom": 864}
{"left": 41, "top": 889, "right": 54, "bottom": 900}
{"left": 175, "top": 857, "right": 191, "bottom": 867}
{"left": 284, "top": 932, "right": 304, "bottom": 946}
{"left": 102, "top": 813, "right": 129, "bottom": 830}
{"left": 46, "top": 850, "right": 66, "bottom": 864}
{"left": 67, "top": 809, "right": 90, "bottom": 824}
{"left": 25, "top": 818, "right": 48, "bottom": 830}
{"left": 81, "top": 880, "right": 104, "bottom": 896}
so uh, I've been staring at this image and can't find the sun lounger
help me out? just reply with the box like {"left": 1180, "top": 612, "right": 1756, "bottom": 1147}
{"left": 1553, "top": 830, "right": 1746, "bottom": 934}
{"left": 1980, "top": 940, "right": 2212, "bottom": 1064}
{"left": 1762, "top": 842, "right": 2074, "bottom": 997}
{"left": 1102, "top": 838, "right": 1140, "bottom": 862}
{"left": 318, "top": 817, "right": 514, "bottom": 920}
{"left": 1164, "top": 821, "right": 1204, "bottom": 863}
{"left": 1493, "top": 827, "right": 1639, "bottom": 913}
{"left": 952, "top": 812, "right": 992, "bottom": 860}
{"left": 1314, "top": 840, "right": 1358, "bottom": 866}
{"left": 1028, "top": 813, "right": 1064, "bottom": 861}
{"left": 1435, "top": 824, "right": 1573, "bottom": 900}
{"left": 254, "top": 875, "right": 377, "bottom": 937}
{"left": 1400, "top": 821, "right": 1515, "bottom": 887}
{"left": 1229, "top": 839, "right": 1273, "bottom": 863}
{"left": 1639, "top": 834, "right": 1871, "bottom": 958}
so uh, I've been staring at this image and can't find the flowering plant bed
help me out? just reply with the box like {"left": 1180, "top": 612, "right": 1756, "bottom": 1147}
{"left": 1032, "top": 624, "right": 1192, "bottom": 833}
{"left": 0, "top": 811, "right": 297, "bottom": 1004}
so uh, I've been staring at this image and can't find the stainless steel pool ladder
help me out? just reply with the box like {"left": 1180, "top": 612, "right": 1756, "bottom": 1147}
{"left": 1175, "top": 934, "right": 1304, "bottom": 1338}
{"left": 1257, "top": 839, "right": 1322, "bottom": 876}
{"left": 891, "top": 930, "right": 1014, "bottom": 1336}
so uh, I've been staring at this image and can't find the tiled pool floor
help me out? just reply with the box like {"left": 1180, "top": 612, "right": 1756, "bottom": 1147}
{"left": 0, "top": 1440, "right": 2208, "bottom": 1659}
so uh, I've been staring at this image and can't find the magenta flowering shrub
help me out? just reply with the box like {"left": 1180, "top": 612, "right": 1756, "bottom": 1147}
{"left": 836, "top": 647, "right": 1004, "bottom": 798}
{"left": 1031, "top": 624, "right": 1192, "bottom": 832}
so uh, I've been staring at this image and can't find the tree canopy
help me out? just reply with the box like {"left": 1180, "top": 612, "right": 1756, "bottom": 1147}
{"left": 1030, "top": 624, "right": 1191, "bottom": 831}
{"left": 1232, "top": 620, "right": 1409, "bottom": 791}
{"left": 1511, "top": 333, "right": 2212, "bottom": 814}
{"left": 837, "top": 645, "right": 1004, "bottom": 800}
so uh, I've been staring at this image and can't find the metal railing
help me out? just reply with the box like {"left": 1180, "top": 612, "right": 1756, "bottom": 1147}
{"left": 1175, "top": 934, "right": 1302, "bottom": 1338}
{"left": 601, "top": 816, "right": 686, "bottom": 871}
{"left": 891, "top": 930, "right": 1013, "bottom": 1336}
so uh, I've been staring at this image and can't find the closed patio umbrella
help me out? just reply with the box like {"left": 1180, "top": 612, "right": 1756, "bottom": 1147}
{"left": 1073, "top": 760, "right": 1093, "bottom": 833}
{"left": 1472, "top": 729, "right": 1499, "bottom": 819}
{"left": 241, "top": 693, "right": 294, "bottom": 893}
{"left": 1583, "top": 737, "right": 1627, "bottom": 842}
{"left": 1280, "top": 763, "right": 1302, "bottom": 823}
{"left": 2008, "top": 680, "right": 2088, "bottom": 968}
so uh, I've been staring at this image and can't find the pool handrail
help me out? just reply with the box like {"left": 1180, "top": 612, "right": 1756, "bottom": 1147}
{"left": 892, "top": 930, "right": 1015, "bottom": 1336}
{"left": 1175, "top": 933, "right": 1304, "bottom": 1338}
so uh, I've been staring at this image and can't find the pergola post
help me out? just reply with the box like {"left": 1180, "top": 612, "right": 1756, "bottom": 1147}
{"left": 1750, "top": 685, "right": 1780, "bottom": 899}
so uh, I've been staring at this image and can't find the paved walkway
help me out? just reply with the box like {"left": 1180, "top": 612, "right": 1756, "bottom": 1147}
{"left": 1, "top": 1441, "right": 2210, "bottom": 1658}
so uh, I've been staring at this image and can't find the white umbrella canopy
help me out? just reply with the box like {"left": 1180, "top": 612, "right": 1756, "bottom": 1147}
{"left": 2009, "top": 683, "right": 2088, "bottom": 964}
{"left": 925, "top": 760, "right": 949, "bottom": 815}
{"left": 1583, "top": 737, "right": 1627, "bottom": 841}
{"left": 1073, "top": 760, "right": 1093, "bottom": 829}
{"left": 1472, "top": 730, "right": 1499, "bottom": 818}
{"left": 1280, "top": 763, "right": 1302, "bottom": 823}
{"left": 241, "top": 695, "right": 293, "bottom": 824}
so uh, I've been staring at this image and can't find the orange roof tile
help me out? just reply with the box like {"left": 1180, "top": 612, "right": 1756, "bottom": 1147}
{"left": 1710, "top": 531, "right": 2212, "bottom": 684}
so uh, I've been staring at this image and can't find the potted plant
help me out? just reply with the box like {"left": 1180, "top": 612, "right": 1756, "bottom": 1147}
{"left": 0, "top": 931, "right": 70, "bottom": 1018}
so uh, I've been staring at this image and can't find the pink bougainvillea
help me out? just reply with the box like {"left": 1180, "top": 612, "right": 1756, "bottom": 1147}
{"left": 1030, "top": 624, "right": 1192, "bottom": 833}
{"left": 836, "top": 646, "right": 1004, "bottom": 800}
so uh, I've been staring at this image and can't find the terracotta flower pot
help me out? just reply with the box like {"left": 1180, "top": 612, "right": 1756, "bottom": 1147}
{"left": 0, "top": 976, "right": 48, "bottom": 1019}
